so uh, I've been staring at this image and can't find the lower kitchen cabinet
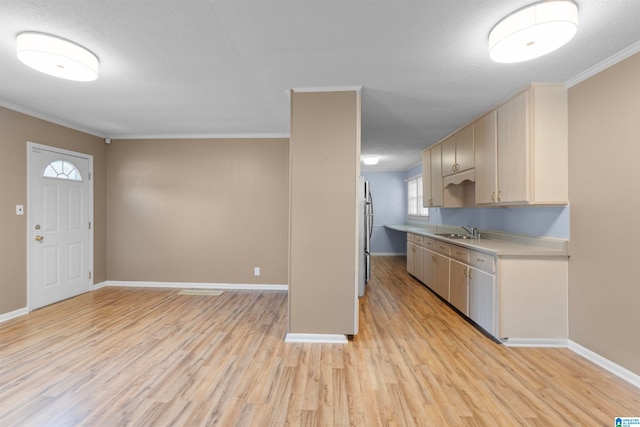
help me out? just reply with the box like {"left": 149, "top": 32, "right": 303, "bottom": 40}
{"left": 433, "top": 253, "right": 450, "bottom": 301}
{"left": 498, "top": 257, "right": 568, "bottom": 340}
{"left": 468, "top": 267, "right": 496, "bottom": 336}
{"left": 407, "top": 240, "right": 417, "bottom": 276}
{"left": 406, "top": 233, "right": 568, "bottom": 342}
{"left": 423, "top": 247, "right": 450, "bottom": 301}
{"left": 414, "top": 245, "right": 425, "bottom": 282}
{"left": 407, "top": 234, "right": 426, "bottom": 281}
{"left": 430, "top": 241, "right": 451, "bottom": 301}
{"left": 423, "top": 251, "right": 436, "bottom": 295}
{"left": 449, "top": 260, "right": 469, "bottom": 315}
{"left": 423, "top": 249, "right": 434, "bottom": 289}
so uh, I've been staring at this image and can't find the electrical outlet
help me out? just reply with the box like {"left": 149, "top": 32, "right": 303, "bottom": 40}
{"left": 16, "top": 205, "right": 24, "bottom": 215}
{"left": 254, "top": 267, "right": 260, "bottom": 276}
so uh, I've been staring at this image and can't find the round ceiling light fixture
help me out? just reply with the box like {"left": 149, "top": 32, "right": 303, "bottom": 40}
{"left": 489, "top": 0, "right": 578, "bottom": 63}
{"left": 16, "top": 32, "right": 99, "bottom": 81}
{"left": 362, "top": 156, "right": 379, "bottom": 165}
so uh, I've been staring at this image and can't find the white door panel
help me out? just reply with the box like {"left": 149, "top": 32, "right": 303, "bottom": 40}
{"left": 29, "top": 144, "right": 93, "bottom": 310}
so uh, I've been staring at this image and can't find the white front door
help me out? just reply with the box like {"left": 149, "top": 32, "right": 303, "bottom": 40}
{"left": 29, "top": 143, "right": 93, "bottom": 310}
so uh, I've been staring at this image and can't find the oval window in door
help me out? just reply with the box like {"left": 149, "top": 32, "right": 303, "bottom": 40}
{"left": 43, "top": 160, "right": 82, "bottom": 181}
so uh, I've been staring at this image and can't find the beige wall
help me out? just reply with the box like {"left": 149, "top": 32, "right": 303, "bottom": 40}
{"left": 0, "top": 107, "right": 107, "bottom": 316}
{"left": 568, "top": 52, "right": 640, "bottom": 375}
{"left": 289, "top": 90, "right": 360, "bottom": 335}
{"left": 106, "top": 138, "right": 289, "bottom": 284}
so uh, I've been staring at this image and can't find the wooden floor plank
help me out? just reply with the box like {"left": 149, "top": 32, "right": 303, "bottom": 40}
{"left": 1, "top": 256, "right": 639, "bottom": 426}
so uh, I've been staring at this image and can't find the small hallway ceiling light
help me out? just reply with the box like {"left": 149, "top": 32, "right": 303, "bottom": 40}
{"left": 363, "top": 156, "right": 379, "bottom": 165}
{"left": 489, "top": 0, "right": 578, "bottom": 63}
{"left": 16, "top": 32, "right": 99, "bottom": 81}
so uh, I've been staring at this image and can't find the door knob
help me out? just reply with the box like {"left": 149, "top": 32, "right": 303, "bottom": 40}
{"left": 35, "top": 235, "right": 44, "bottom": 242}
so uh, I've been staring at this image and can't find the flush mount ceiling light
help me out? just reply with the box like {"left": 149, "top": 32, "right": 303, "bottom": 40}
{"left": 362, "top": 156, "right": 379, "bottom": 165}
{"left": 16, "top": 32, "right": 99, "bottom": 81}
{"left": 489, "top": 0, "right": 578, "bottom": 63}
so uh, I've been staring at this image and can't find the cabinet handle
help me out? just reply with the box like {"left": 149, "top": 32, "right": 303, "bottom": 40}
{"left": 468, "top": 269, "right": 472, "bottom": 280}
{"left": 463, "top": 267, "right": 468, "bottom": 278}
{"left": 497, "top": 191, "right": 501, "bottom": 202}
{"left": 476, "top": 258, "right": 484, "bottom": 263}
{"left": 491, "top": 191, "right": 495, "bottom": 202}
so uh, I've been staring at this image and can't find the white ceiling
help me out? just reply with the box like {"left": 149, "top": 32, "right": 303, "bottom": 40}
{"left": 1, "top": 1, "right": 639, "bottom": 171}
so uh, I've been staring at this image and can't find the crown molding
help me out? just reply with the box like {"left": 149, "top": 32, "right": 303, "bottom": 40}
{"left": 0, "top": 100, "right": 102, "bottom": 137}
{"left": 107, "top": 133, "right": 290, "bottom": 140}
{"left": 290, "top": 85, "right": 363, "bottom": 93}
{"left": 566, "top": 40, "right": 640, "bottom": 88}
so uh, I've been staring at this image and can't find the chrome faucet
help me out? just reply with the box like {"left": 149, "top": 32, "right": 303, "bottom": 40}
{"left": 462, "top": 225, "right": 480, "bottom": 238}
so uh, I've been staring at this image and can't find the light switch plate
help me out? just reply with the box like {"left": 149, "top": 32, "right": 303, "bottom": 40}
{"left": 254, "top": 267, "right": 260, "bottom": 276}
{"left": 16, "top": 205, "right": 24, "bottom": 215}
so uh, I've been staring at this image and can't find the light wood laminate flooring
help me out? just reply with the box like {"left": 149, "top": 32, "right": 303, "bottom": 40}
{"left": 1, "top": 256, "right": 639, "bottom": 426}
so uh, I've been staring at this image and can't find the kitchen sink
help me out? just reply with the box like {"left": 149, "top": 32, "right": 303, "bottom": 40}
{"left": 434, "top": 233, "right": 484, "bottom": 240}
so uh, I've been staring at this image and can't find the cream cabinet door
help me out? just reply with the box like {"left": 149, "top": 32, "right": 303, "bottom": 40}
{"left": 407, "top": 241, "right": 416, "bottom": 276}
{"left": 415, "top": 244, "right": 425, "bottom": 283}
{"left": 441, "top": 136, "right": 457, "bottom": 177}
{"left": 442, "top": 125, "right": 474, "bottom": 177}
{"left": 421, "top": 150, "right": 432, "bottom": 207}
{"left": 433, "top": 252, "right": 450, "bottom": 300}
{"left": 430, "top": 144, "right": 444, "bottom": 206}
{"left": 469, "top": 267, "right": 496, "bottom": 336}
{"left": 449, "top": 260, "right": 469, "bottom": 315}
{"left": 455, "top": 124, "right": 474, "bottom": 173}
{"left": 422, "top": 146, "right": 443, "bottom": 207}
{"left": 497, "top": 90, "right": 530, "bottom": 204}
{"left": 423, "top": 250, "right": 435, "bottom": 290}
{"left": 474, "top": 111, "right": 498, "bottom": 204}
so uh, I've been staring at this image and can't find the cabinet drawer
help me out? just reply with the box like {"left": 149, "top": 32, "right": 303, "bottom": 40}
{"left": 435, "top": 241, "right": 451, "bottom": 255}
{"left": 407, "top": 233, "right": 415, "bottom": 243}
{"left": 450, "top": 245, "right": 469, "bottom": 262}
{"left": 424, "top": 238, "right": 435, "bottom": 250}
{"left": 414, "top": 235, "right": 424, "bottom": 246}
{"left": 469, "top": 250, "right": 495, "bottom": 273}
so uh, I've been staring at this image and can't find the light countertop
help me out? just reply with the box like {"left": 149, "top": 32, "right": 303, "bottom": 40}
{"left": 385, "top": 224, "right": 569, "bottom": 257}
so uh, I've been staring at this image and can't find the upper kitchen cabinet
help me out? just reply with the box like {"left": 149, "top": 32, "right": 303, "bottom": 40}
{"left": 442, "top": 124, "right": 474, "bottom": 177}
{"left": 422, "top": 145, "right": 444, "bottom": 207}
{"left": 477, "top": 83, "right": 568, "bottom": 205}
{"left": 474, "top": 111, "right": 498, "bottom": 204}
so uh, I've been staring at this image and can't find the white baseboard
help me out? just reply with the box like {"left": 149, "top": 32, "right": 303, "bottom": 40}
{"left": 502, "top": 338, "right": 568, "bottom": 348}
{"left": 0, "top": 307, "right": 29, "bottom": 324}
{"left": 93, "top": 281, "right": 108, "bottom": 290}
{"left": 104, "top": 280, "right": 288, "bottom": 291}
{"left": 569, "top": 340, "right": 640, "bottom": 389}
{"left": 285, "top": 333, "right": 348, "bottom": 344}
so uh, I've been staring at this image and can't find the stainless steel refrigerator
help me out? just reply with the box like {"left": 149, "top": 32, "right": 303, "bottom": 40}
{"left": 359, "top": 177, "right": 373, "bottom": 297}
